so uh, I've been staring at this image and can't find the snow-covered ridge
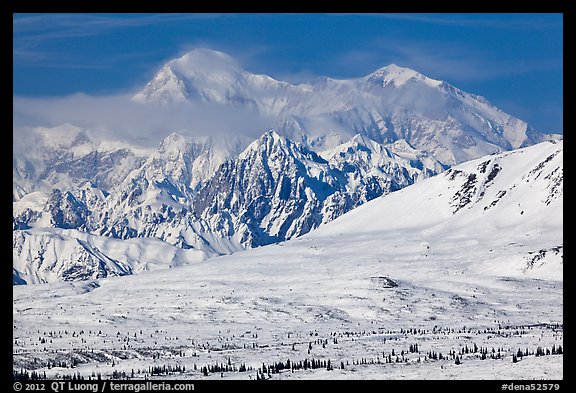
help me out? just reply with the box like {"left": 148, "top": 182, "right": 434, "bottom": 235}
{"left": 11, "top": 48, "right": 563, "bottom": 380}
{"left": 312, "top": 140, "right": 563, "bottom": 280}
{"left": 13, "top": 124, "right": 153, "bottom": 201}
{"left": 363, "top": 63, "right": 443, "bottom": 88}
{"left": 13, "top": 228, "right": 209, "bottom": 284}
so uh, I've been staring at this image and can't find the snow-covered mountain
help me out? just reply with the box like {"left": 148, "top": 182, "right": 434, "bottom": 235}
{"left": 14, "top": 49, "right": 558, "bottom": 207}
{"left": 12, "top": 47, "right": 563, "bottom": 382}
{"left": 134, "top": 48, "right": 553, "bottom": 165}
{"left": 14, "top": 130, "right": 444, "bottom": 283}
{"left": 13, "top": 228, "right": 210, "bottom": 284}
{"left": 325, "top": 134, "right": 446, "bottom": 196}
{"left": 192, "top": 131, "right": 445, "bottom": 248}
{"left": 12, "top": 124, "right": 150, "bottom": 201}
{"left": 13, "top": 48, "right": 561, "bottom": 285}
{"left": 12, "top": 124, "right": 251, "bottom": 202}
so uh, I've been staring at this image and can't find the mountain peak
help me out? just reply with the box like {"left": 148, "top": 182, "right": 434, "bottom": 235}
{"left": 365, "top": 64, "right": 442, "bottom": 88}
{"left": 132, "top": 66, "right": 190, "bottom": 103}
{"left": 131, "top": 50, "right": 546, "bottom": 165}
{"left": 160, "top": 131, "right": 188, "bottom": 145}
{"left": 261, "top": 129, "right": 283, "bottom": 140}
{"left": 134, "top": 48, "right": 248, "bottom": 104}
{"left": 168, "top": 48, "right": 242, "bottom": 75}
{"left": 380, "top": 63, "right": 414, "bottom": 73}
{"left": 349, "top": 133, "right": 373, "bottom": 146}
{"left": 156, "top": 132, "right": 191, "bottom": 154}
{"left": 243, "top": 130, "right": 287, "bottom": 153}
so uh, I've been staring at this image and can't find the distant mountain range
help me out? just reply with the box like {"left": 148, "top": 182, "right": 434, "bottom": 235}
{"left": 13, "top": 49, "right": 561, "bottom": 284}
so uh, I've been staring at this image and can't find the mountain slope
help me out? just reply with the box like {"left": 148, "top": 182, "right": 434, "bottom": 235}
{"left": 193, "top": 131, "right": 345, "bottom": 247}
{"left": 313, "top": 139, "right": 563, "bottom": 280}
{"left": 325, "top": 134, "right": 446, "bottom": 196}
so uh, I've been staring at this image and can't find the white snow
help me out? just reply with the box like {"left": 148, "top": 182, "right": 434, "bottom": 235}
{"left": 13, "top": 141, "right": 562, "bottom": 380}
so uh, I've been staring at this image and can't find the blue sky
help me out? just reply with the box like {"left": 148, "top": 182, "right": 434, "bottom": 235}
{"left": 13, "top": 13, "right": 563, "bottom": 133}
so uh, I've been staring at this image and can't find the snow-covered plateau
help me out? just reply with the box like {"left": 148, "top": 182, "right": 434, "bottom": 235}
{"left": 13, "top": 140, "right": 563, "bottom": 380}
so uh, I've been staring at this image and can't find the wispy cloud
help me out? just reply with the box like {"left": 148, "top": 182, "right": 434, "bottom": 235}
{"left": 13, "top": 13, "right": 222, "bottom": 37}
{"left": 328, "top": 13, "right": 562, "bottom": 30}
{"left": 13, "top": 13, "right": 225, "bottom": 67}
{"left": 13, "top": 93, "right": 277, "bottom": 148}
{"left": 333, "top": 36, "right": 562, "bottom": 84}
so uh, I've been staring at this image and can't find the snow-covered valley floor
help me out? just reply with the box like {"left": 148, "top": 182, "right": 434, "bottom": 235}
{"left": 13, "top": 230, "right": 563, "bottom": 380}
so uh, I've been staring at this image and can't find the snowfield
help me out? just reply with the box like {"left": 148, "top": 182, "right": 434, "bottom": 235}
{"left": 13, "top": 141, "right": 562, "bottom": 380}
